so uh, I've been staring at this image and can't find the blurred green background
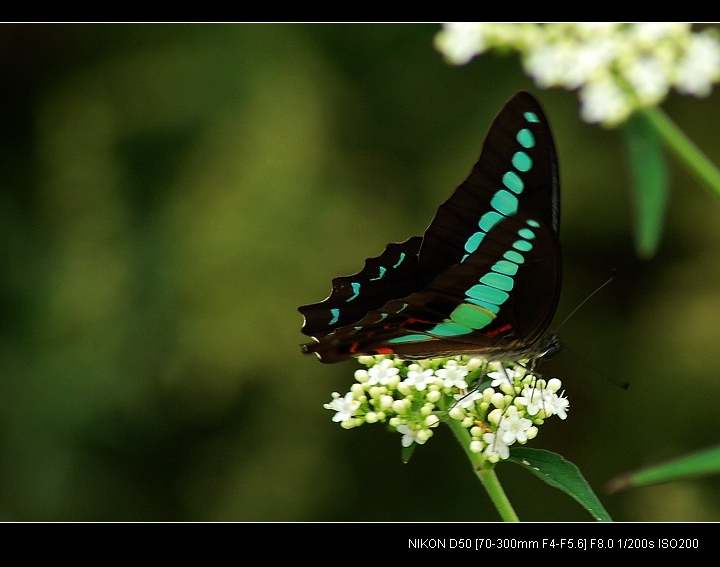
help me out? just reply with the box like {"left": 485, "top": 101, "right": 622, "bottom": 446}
{"left": 2, "top": 22, "right": 720, "bottom": 521}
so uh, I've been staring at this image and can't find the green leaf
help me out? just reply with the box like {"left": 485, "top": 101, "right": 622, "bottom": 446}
{"left": 640, "top": 106, "right": 720, "bottom": 204}
{"left": 606, "top": 444, "right": 720, "bottom": 494}
{"left": 401, "top": 442, "right": 417, "bottom": 463}
{"left": 506, "top": 447, "right": 612, "bottom": 521}
{"left": 622, "top": 110, "right": 669, "bottom": 260}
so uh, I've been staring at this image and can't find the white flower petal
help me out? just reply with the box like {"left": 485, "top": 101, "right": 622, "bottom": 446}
{"left": 435, "top": 22, "right": 486, "bottom": 65}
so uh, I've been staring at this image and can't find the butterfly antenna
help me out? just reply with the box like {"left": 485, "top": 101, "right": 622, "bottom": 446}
{"left": 555, "top": 269, "right": 629, "bottom": 390}
{"left": 554, "top": 270, "right": 616, "bottom": 334}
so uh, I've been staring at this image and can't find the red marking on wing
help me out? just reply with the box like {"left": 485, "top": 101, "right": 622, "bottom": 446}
{"left": 373, "top": 348, "right": 395, "bottom": 355}
{"left": 485, "top": 323, "right": 513, "bottom": 337}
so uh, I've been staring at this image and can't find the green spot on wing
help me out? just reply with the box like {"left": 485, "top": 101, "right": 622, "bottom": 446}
{"left": 504, "top": 250, "right": 524, "bottom": 264}
{"left": 512, "top": 151, "right": 532, "bottom": 172}
{"left": 465, "top": 231, "right": 485, "bottom": 254}
{"left": 347, "top": 282, "right": 360, "bottom": 301}
{"left": 502, "top": 171, "right": 524, "bottom": 194}
{"left": 513, "top": 239, "right": 533, "bottom": 253}
{"left": 465, "top": 297, "right": 500, "bottom": 313}
{"left": 480, "top": 271, "right": 514, "bottom": 291}
{"left": 429, "top": 320, "right": 474, "bottom": 337}
{"left": 491, "top": 189, "right": 519, "bottom": 216}
{"left": 449, "top": 303, "right": 494, "bottom": 330}
{"left": 516, "top": 127, "right": 536, "bottom": 148}
{"left": 370, "top": 266, "right": 386, "bottom": 281}
{"left": 387, "top": 334, "right": 433, "bottom": 344}
{"left": 492, "top": 260, "right": 519, "bottom": 276}
{"left": 466, "top": 284, "right": 509, "bottom": 305}
{"left": 518, "top": 227, "right": 536, "bottom": 240}
{"left": 479, "top": 210, "right": 505, "bottom": 232}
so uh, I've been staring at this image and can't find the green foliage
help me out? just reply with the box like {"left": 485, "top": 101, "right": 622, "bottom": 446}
{"left": 607, "top": 445, "right": 720, "bottom": 493}
{"left": 507, "top": 448, "right": 612, "bottom": 521}
{"left": 622, "top": 111, "right": 669, "bottom": 259}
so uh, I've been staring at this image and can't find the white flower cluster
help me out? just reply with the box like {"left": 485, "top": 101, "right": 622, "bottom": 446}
{"left": 323, "top": 355, "right": 569, "bottom": 463}
{"left": 434, "top": 23, "right": 720, "bottom": 127}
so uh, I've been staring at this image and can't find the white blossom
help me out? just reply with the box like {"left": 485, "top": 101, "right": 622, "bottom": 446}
{"left": 436, "top": 359, "right": 469, "bottom": 389}
{"left": 483, "top": 430, "right": 510, "bottom": 460}
{"left": 547, "top": 391, "right": 570, "bottom": 420}
{"left": 579, "top": 78, "right": 633, "bottom": 126}
{"left": 499, "top": 411, "right": 534, "bottom": 445}
{"left": 453, "top": 388, "right": 484, "bottom": 410}
{"left": 397, "top": 424, "right": 428, "bottom": 447}
{"left": 435, "top": 23, "right": 720, "bottom": 127}
{"left": 366, "top": 358, "right": 399, "bottom": 386}
{"left": 323, "top": 355, "right": 569, "bottom": 462}
{"left": 674, "top": 32, "right": 720, "bottom": 96}
{"left": 434, "top": 22, "right": 485, "bottom": 64}
{"left": 487, "top": 365, "right": 524, "bottom": 388}
{"left": 324, "top": 392, "right": 360, "bottom": 423}
{"left": 623, "top": 55, "right": 671, "bottom": 105}
{"left": 403, "top": 367, "right": 435, "bottom": 391}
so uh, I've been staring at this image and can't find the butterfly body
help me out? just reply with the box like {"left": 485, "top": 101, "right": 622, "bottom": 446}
{"left": 299, "top": 92, "right": 561, "bottom": 365}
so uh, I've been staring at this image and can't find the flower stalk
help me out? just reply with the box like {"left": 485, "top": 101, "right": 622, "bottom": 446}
{"left": 445, "top": 413, "right": 519, "bottom": 521}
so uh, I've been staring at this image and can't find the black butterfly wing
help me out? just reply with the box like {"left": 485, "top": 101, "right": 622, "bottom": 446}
{"left": 298, "top": 237, "right": 426, "bottom": 340}
{"left": 299, "top": 91, "right": 561, "bottom": 364}
{"left": 302, "top": 212, "right": 560, "bottom": 363}
{"left": 419, "top": 91, "right": 559, "bottom": 278}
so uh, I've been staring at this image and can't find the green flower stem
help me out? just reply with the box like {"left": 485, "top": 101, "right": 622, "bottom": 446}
{"left": 640, "top": 105, "right": 720, "bottom": 200}
{"left": 445, "top": 416, "right": 520, "bottom": 522}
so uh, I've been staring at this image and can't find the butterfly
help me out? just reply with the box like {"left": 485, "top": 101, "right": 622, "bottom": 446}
{"left": 298, "top": 91, "right": 561, "bottom": 365}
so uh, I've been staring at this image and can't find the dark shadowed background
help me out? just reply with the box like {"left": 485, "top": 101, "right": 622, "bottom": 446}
{"left": 1, "top": 23, "right": 720, "bottom": 521}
